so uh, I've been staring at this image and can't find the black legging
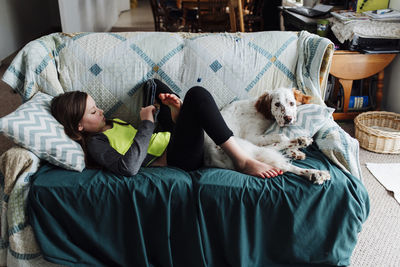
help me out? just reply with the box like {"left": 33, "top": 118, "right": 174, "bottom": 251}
{"left": 153, "top": 79, "right": 233, "bottom": 171}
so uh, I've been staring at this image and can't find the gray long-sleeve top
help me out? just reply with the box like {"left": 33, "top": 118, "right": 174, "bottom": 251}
{"left": 87, "top": 120, "right": 156, "bottom": 176}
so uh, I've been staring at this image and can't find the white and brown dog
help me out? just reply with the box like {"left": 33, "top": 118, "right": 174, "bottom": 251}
{"left": 204, "top": 87, "right": 331, "bottom": 184}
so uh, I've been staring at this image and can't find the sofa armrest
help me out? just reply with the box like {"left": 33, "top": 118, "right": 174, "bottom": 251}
{"left": 296, "top": 31, "right": 334, "bottom": 106}
{"left": 1, "top": 33, "right": 65, "bottom": 101}
{"left": 319, "top": 43, "right": 334, "bottom": 98}
{"left": 0, "top": 147, "right": 35, "bottom": 195}
{"left": 0, "top": 147, "right": 42, "bottom": 264}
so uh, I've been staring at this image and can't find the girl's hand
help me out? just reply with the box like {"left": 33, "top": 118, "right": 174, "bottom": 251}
{"left": 140, "top": 105, "right": 156, "bottom": 122}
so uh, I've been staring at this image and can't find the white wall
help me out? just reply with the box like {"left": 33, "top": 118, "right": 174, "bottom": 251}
{"left": 384, "top": 0, "right": 400, "bottom": 113}
{"left": 0, "top": 0, "right": 61, "bottom": 62}
{"left": 58, "top": 0, "right": 130, "bottom": 32}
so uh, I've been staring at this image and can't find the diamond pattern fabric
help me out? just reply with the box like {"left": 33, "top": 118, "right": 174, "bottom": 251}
{"left": 2, "top": 32, "right": 302, "bottom": 125}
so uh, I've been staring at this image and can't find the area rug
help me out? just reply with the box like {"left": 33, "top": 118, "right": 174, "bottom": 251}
{"left": 366, "top": 163, "right": 400, "bottom": 205}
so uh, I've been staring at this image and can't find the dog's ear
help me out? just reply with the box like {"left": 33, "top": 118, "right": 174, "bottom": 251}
{"left": 293, "top": 88, "right": 312, "bottom": 105}
{"left": 255, "top": 92, "right": 274, "bottom": 120}
{"left": 302, "top": 95, "right": 313, "bottom": 104}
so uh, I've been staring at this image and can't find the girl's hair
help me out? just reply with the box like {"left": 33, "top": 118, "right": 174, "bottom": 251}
{"left": 51, "top": 91, "right": 129, "bottom": 169}
{"left": 50, "top": 91, "right": 98, "bottom": 168}
{"left": 51, "top": 91, "right": 87, "bottom": 142}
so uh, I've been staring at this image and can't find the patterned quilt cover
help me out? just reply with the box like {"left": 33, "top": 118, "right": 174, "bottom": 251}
{"left": 0, "top": 31, "right": 362, "bottom": 266}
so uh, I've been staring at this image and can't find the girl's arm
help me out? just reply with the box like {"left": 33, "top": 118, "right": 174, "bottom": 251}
{"left": 87, "top": 120, "right": 155, "bottom": 176}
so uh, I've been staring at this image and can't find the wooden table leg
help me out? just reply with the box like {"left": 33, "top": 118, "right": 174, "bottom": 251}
{"left": 339, "top": 79, "right": 353, "bottom": 114}
{"left": 376, "top": 70, "right": 384, "bottom": 111}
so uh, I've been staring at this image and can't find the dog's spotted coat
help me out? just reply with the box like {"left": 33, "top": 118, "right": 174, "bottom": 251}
{"left": 204, "top": 87, "right": 330, "bottom": 184}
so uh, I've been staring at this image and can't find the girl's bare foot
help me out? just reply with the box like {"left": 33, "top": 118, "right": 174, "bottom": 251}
{"left": 220, "top": 137, "right": 283, "bottom": 179}
{"left": 236, "top": 158, "right": 283, "bottom": 179}
{"left": 159, "top": 93, "right": 182, "bottom": 123}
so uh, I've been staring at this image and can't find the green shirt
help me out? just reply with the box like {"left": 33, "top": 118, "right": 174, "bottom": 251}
{"left": 87, "top": 119, "right": 170, "bottom": 176}
{"left": 103, "top": 118, "right": 170, "bottom": 157}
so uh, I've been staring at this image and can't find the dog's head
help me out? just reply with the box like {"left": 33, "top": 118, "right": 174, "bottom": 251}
{"left": 255, "top": 88, "right": 312, "bottom": 127}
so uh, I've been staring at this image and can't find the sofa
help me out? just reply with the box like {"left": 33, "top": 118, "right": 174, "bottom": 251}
{"left": 0, "top": 31, "right": 369, "bottom": 266}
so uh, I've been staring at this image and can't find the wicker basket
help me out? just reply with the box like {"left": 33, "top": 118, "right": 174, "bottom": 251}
{"left": 354, "top": 111, "right": 400, "bottom": 154}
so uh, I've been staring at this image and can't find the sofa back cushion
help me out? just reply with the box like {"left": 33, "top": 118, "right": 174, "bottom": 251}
{"left": 3, "top": 32, "right": 300, "bottom": 125}
{"left": 57, "top": 32, "right": 300, "bottom": 124}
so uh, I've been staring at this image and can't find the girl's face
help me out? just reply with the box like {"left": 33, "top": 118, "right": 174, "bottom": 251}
{"left": 78, "top": 95, "right": 107, "bottom": 133}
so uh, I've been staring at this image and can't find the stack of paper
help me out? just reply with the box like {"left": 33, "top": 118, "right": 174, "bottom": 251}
{"left": 363, "top": 9, "right": 400, "bottom": 21}
{"left": 330, "top": 11, "right": 369, "bottom": 24}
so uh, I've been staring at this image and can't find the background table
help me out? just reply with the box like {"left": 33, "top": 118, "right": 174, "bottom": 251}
{"left": 329, "top": 50, "right": 397, "bottom": 120}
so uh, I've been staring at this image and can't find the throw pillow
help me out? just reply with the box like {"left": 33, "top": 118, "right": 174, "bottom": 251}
{"left": 264, "top": 104, "right": 335, "bottom": 139}
{"left": 0, "top": 92, "right": 85, "bottom": 171}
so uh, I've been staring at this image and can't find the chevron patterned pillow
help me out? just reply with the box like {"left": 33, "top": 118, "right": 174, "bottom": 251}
{"left": 0, "top": 92, "right": 85, "bottom": 171}
{"left": 264, "top": 104, "right": 335, "bottom": 139}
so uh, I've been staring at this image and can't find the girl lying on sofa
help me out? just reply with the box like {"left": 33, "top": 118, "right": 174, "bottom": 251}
{"left": 50, "top": 79, "right": 283, "bottom": 179}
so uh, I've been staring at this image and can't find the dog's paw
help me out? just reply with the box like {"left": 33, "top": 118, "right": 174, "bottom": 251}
{"left": 309, "top": 170, "right": 330, "bottom": 185}
{"left": 293, "top": 136, "right": 313, "bottom": 148}
{"left": 288, "top": 149, "right": 306, "bottom": 160}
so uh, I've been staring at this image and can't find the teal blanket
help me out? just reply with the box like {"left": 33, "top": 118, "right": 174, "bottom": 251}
{"left": 28, "top": 145, "right": 369, "bottom": 266}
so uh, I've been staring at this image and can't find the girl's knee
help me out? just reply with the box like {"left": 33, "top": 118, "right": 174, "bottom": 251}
{"left": 185, "top": 86, "right": 212, "bottom": 103}
{"left": 153, "top": 78, "right": 163, "bottom": 86}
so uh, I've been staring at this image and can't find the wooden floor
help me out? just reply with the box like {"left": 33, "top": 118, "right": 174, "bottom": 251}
{"left": 111, "top": 0, "right": 155, "bottom": 32}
